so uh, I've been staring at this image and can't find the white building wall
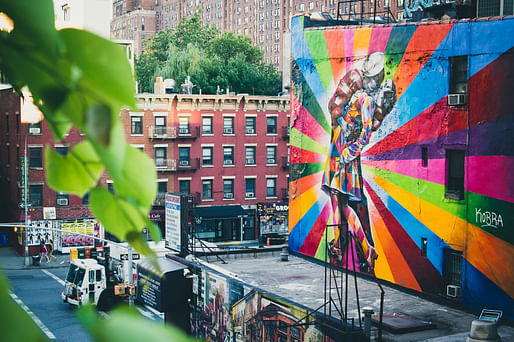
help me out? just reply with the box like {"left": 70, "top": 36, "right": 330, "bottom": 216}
{"left": 54, "top": 0, "right": 111, "bottom": 39}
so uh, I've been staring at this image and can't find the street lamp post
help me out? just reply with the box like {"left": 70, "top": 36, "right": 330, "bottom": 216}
{"left": 24, "top": 126, "right": 29, "bottom": 266}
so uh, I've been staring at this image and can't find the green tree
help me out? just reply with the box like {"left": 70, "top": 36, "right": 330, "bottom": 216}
{"left": 207, "top": 31, "right": 262, "bottom": 65}
{"left": 171, "top": 10, "right": 218, "bottom": 50}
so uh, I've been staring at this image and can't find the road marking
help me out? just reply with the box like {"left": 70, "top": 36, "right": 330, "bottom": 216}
{"left": 9, "top": 291, "right": 56, "bottom": 339}
{"left": 42, "top": 269, "right": 65, "bottom": 286}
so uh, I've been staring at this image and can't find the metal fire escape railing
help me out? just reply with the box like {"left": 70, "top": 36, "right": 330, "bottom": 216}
{"left": 337, "top": 0, "right": 397, "bottom": 24}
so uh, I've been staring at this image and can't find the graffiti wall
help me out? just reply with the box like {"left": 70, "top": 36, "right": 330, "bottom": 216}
{"left": 289, "top": 15, "right": 514, "bottom": 318}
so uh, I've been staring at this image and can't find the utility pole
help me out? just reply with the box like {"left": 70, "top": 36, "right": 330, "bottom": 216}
{"left": 24, "top": 126, "right": 29, "bottom": 266}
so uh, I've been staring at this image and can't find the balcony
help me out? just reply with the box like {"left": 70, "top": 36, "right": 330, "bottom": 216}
{"left": 149, "top": 126, "right": 199, "bottom": 139}
{"left": 281, "top": 188, "right": 289, "bottom": 201}
{"left": 282, "top": 156, "right": 290, "bottom": 169}
{"left": 153, "top": 192, "right": 166, "bottom": 206}
{"left": 282, "top": 126, "right": 290, "bottom": 139}
{"left": 154, "top": 158, "right": 200, "bottom": 171}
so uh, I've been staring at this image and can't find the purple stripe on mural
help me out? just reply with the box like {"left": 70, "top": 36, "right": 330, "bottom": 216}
{"left": 467, "top": 155, "right": 514, "bottom": 203}
{"left": 368, "top": 26, "right": 393, "bottom": 55}
{"left": 344, "top": 29, "right": 354, "bottom": 72}
{"left": 363, "top": 158, "right": 446, "bottom": 185}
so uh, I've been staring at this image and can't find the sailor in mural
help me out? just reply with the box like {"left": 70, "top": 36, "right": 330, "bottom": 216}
{"left": 322, "top": 51, "right": 396, "bottom": 270}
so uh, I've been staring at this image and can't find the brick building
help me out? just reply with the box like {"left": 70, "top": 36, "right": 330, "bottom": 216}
{"left": 122, "top": 85, "right": 291, "bottom": 243}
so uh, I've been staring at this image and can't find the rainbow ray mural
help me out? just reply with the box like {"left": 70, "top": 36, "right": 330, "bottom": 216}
{"left": 289, "top": 15, "right": 514, "bottom": 318}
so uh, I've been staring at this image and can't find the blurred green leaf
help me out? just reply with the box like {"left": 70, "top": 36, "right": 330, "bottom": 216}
{"left": 126, "top": 232, "right": 157, "bottom": 266}
{"left": 59, "top": 29, "right": 135, "bottom": 111}
{"left": 114, "top": 145, "right": 157, "bottom": 212}
{"left": 86, "top": 103, "right": 112, "bottom": 147}
{"left": 0, "top": 272, "right": 50, "bottom": 342}
{"left": 90, "top": 188, "right": 146, "bottom": 241}
{"left": 145, "top": 216, "right": 163, "bottom": 243}
{"left": 45, "top": 142, "right": 104, "bottom": 197}
{"left": 77, "top": 305, "right": 196, "bottom": 342}
{"left": 90, "top": 120, "right": 126, "bottom": 181}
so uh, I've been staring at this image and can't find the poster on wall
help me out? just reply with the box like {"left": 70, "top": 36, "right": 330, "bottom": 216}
{"left": 165, "top": 193, "right": 181, "bottom": 252}
{"left": 60, "top": 221, "right": 95, "bottom": 249}
{"left": 26, "top": 221, "right": 53, "bottom": 246}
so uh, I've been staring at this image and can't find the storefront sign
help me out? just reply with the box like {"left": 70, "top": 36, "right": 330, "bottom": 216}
{"left": 43, "top": 207, "right": 56, "bottom": 220}
{"left": 165, "top": 194, "right": 181, "bottom": 252}
{"left": 150, "top": 210, "right": 165, "bottom": 221}
{"left": 137, "top": 266, "right": 163, "bottom": 311}
{"left": 257, "top": 202, "right": 289, "bottom": 215}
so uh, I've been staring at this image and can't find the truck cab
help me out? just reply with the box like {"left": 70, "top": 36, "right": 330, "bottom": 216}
{"left": 61, "top": 258, "right": 106, "bottom": 306}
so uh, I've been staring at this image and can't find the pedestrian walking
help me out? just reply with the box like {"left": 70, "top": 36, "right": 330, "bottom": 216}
{"left": 48, "top": 239, "right": 57, "bottom": 261}
{"left": 40, "top": 239, "right": 50, "bottom": 263}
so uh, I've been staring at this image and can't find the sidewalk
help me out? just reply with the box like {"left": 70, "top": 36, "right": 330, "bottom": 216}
{"left": 0, "top": 245, "right": 70, "bottom": 270}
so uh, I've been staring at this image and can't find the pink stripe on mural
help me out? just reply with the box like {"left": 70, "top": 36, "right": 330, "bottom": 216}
{"left": 368, "top": 26, "right": 393, "bottom": 55}
{"left": 291, "top": 93, "right": 330, "bottom": 143}
{"left": 468, "top": 155, "right": 514, "bottom": 203}
{"left": 362, "top": 159, "right": 446, "bottom": 185}
{"left": 344, "top": 29, "right": 355, "bottom": 72}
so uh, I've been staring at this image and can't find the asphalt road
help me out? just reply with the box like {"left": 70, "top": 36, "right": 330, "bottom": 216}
{"left": 5, "top": 267, "right": 163, "bottom": 341}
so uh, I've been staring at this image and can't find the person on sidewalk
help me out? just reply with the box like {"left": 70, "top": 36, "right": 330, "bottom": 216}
{"left": 40, "top": 239, "right": 50, "bottom": 263}
{"left": 48, "top": 239, "right": 57, "bottom": 261}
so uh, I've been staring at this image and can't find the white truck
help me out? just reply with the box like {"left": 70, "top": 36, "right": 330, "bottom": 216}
{"left": 61, "top": 244, "right": 140, "bottom": 310}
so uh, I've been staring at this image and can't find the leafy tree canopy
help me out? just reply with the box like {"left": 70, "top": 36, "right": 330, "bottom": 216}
{"left": 136, "top": 10, "right": 281, "bottom": 95}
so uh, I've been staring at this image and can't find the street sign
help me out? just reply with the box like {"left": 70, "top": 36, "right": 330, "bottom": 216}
{"left": 120, "top": 253, "right": 140, "bottom": 261}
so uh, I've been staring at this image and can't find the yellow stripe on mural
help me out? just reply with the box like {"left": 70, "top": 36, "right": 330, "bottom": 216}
{"left": 367, "top": 170, "right": 514, "bottom": 299}
{"left": 354, "top": 27, "right": 372, "bottom": 60}
{"left": 289, "top": 180, "right": 327, "bottom": 232}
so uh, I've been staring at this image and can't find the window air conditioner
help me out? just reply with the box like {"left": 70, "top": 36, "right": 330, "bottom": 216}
{"left": 246, "top": 128, "right": 255, "bottom": 134}
{"left": 447, "top": 94, "right": 466, "bottom": 106}
{"left": 57, "top": 198, "right": 68, "bottom": 206}
{"left": 267, "top": 158, "right": 276, "bottom": 164}
{"left": 446, "top": 285, "right": 461, "bottom": 298}
{"left": 224, "top": 127, "right": 234, "bottom": 134}
{"left": 29, "top": 127, "right": 41, "bottom": 134}
{"left": 223, "top": 159, "right": 233, "bottom": 165}
{"left": 223, "top": 193, "right": 234, "bottom": 199}
{"left": 246, "top": 158, "right": 255, "bottom": 164}
{"left": 179, "top": 160, "right": 189, "bottom": 166}
{"left": 245, "top": 192, "right": 255, "bottom": 198}
{"left": 178, "top": 128, "right": 189, "bottom": 134}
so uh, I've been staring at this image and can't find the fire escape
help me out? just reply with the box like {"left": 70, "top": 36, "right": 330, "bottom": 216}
{"left": 337, "top": 0, "right": 397, "bottom": 24}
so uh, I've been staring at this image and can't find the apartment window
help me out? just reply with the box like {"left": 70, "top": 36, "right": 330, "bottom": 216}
{"left": 421, "top": 147, "right": 428, "bottom": 167}
{"left": 155, "top": 116, "right": 166, "bottom": 135}
{"left": 267, "top": 116, "right": 277, "bottom": 134}
{"left": 82, "top": 192, "right": 89, "bottom": 205}
{"left": 29, "top": 147, "right": 42, "bottom": 168}
{"left": 202, "top": 116, "right": 213, "bottom": 134}
{"left": 154, "top": 147, "right": 167, "bottom": 167}
{"left": 5, "top": 115, "right": 9, "bottom": 135}
{"left": 223, "top": 146, "right": 234, "bottom": 165}
{"left": 62, "top": 4, "right": 70, "bottom": 21}
{"left": 450, "top": 56, "right": 468, "bottom": 94}
{"left": 223, "top": 117, "right": 234, "bottom": 134}
{"left": 29, "top": 184, "right": 43, "bottom": 207}
{"left": 56, "top": 192, "right": 69, "bottom": 206}
{"left": 245, "top": 146, "right": 256, "bottom": 165}
{"left": 245, "top": 178, "right": 256, "bottom": 198}
{"left": 107, "top": 182, "right": 114, "bottom": 193}
{"left": 266, "top": 178, "right": 276, "bottom": 197}
{"left": 445, "top": 149, "right": 465, "bottom": 200}
{"left": 202, "top": 179, "right": 213, "bottom": 200}
{"left": 421, "top": 238, "right": 428, "bottom": 257}
{"left": 245, "top": 117, "right": 256, "bottom": 134}
{"left": 56, "top": 146, "right": 68, "bottom": 156}
{"left": 300, "top": 3, "right": 305, "bottom": 11}
{"left": 178, "top": 117, "right": 190, "bottom": 134}
{"left": 179, "top": 180, "right": 190, "bottom": 194}
{"left": 202, "top": 146, "right": 213, "bottom": 166}
{"left": 179, "top": 147, "right": 190, "bottom": 166}
{"left": 443, "top": 249, "right": 463, "bottom": 287}
{"left": 6, "top": 145, "right": 10, "bottom": 165}
{"left": 223, "top": 179, "right": 234, "bottom": 199}
{"left": 157, "top": 181, "right": 167, "bottom": 194}
{"left": 266, "top": 146, "right": 277, "bottom": 164}
{"left": 131, "top": 116, "right": 142, "bottom": 135}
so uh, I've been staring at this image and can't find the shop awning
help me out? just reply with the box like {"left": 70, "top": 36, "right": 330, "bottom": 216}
{"left": 194, "top": 205, "right": 247, "bottom": 219}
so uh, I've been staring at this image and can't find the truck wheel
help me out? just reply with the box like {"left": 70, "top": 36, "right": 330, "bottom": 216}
{"left": 97, "top": 289, "right": 120, "bottom": 311}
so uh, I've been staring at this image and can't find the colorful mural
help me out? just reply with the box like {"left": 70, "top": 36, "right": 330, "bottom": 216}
{"left": 289, "top": 15, "right": 514, "bottom": 318}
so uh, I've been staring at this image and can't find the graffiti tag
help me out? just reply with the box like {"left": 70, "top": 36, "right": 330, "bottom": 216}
{"left": 475, "top": 208, "right": 504, "bottom": 229}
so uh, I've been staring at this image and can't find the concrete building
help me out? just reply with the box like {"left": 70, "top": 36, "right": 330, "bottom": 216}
{"left": 122, "top": 83, "right": 290, "bottom": 243}
{"left": 53, "top": 0, "right": 112, "bottom": 38}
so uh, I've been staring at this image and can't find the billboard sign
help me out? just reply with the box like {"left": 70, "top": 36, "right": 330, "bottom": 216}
{"left": 165, "top": 193, "right": 181, "bottom": 252}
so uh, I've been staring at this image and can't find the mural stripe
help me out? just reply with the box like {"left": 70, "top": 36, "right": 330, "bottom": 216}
{"left": 467, "top": 155, "right": 514, "bottom": 204}
{"left": 289, "top": 173, "right": 326, "bottom": 229}
{"left": 393, "top": 24, "right": 453, "bottom": 98}
{"left": 343, "top": 29, "right": 355, "bottom": 72}
{"left": 367, "top": 26, "right": 392, "bottom": 55}
{"left": 354, "top": 27, "right": 372, "bottom": 61}
{"left": 290, "top": 162, "right": 325, "bottom": 182}
{"left": 324, "top": 28, "right": 347, "bottom": 85}
{"left": 383, "top": 25, "right": 417, "bottom": 81}
{"left": 290, "top": 127, "right": 329, "bottom": 156}
{"left": 289, "top": 197, "right": 329, "bottom": 253}
{"left": 365, "top": 179, "right": 436, "bottom": 292}
{"left": 304, "top": 30, "right": 334, "bottom": 94}
{"left": 290, "top": 146, "right": 327, "bottom": 164}
{"left": 290, "top": 95, "right": 331, "bottom": 147}
{"left": 366, "top": 165, "right": 513, "bottom": 244}
{"left": 298, "top": 202, "right": 332, "bottom": 256}
{"left": 291, "top": 16, "right": 329, "bottom": 113}
{"left": 366, "top": 166, "right": 514, "bottom": 299}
